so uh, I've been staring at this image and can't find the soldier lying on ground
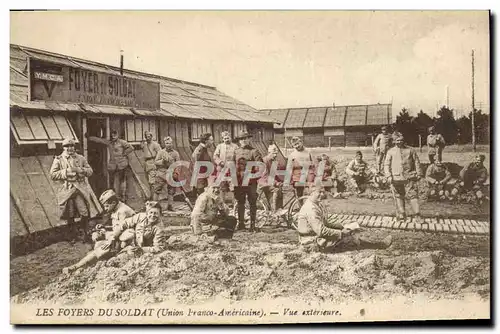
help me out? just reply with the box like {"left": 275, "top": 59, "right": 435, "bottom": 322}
{"left": 425, "top": 159, "right": 456, "bottom": 201}
{"left": 345, "top": 151, "right": 372, "bottom": 194}
{"left": 296, "top": 186, "right": 392, "bottom": 252}
{"left": 61, "top": 202, "right": 167, "bottom": 274}
{"left": 191, "top": 184, "right": 238, "bottom": 240}
{"left": 453, "top": 154, "right": 489, "bottom": 204}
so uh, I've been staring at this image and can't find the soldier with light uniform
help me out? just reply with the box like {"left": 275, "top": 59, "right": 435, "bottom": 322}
{"left": 315, "top": 154, "right": 340, "bottom": 196}
{"left": 425, "top": 159, "right": 453, "bottom": 201}
{"left": 154, "top": 136, "right": 180, "bottom": 211}
{"left": 233, "top": 131, "right": 263, "bottom": 232}
{"left": 213, "top": 131, "right": 238, "bottom": 203}
{"left": 98, "top": 189, "right": 136, "bottom": 247}
{"left": 50, "top": 138, "right": 100, "bottom": 242}
{"left": 140, "top": 131, "right": 162, "bottom": 200}
{"left": 373, "top": 125, "right": 392, "bottom": 174}
{"left": 427, "top": 126, "right": 446, "bottom": 164}
{"left": 297, "top": 186, "right": 392, "bottom": 252}
{"left": 87, "top": 129, "right": 134, "bottom": 201}
{"left": 192, "top": 133, "right": 215, "bottom": 197}
{"left": 288, "top": 136, "right": 314, "bottom": 201}
{"left": 345, "top": 151, "right": 371, "bottom": 194}
{"left": 384, "top": 133, "right": 423, "bottom": 222}
{"left": 259, "top": 144, "right": 284, "bottom": 212}
{"left": 190, "top": 184, "right": 238, "bottom": 239}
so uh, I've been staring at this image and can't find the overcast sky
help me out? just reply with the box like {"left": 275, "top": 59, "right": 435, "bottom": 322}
{"left": 10, "top": 11, "right": 490, "bottom": 118}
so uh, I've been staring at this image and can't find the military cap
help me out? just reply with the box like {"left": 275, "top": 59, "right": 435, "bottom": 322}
{"left": 62, "top": 138, "right": 76, "bottom": 147}
{"left": 235, "top": 131, "right": 253, "bottom": 140}
{"left": 268, "top": 144, "right": 279, "bottom": 153}
{"left": 163, "top": 136, "right": 173, "bottom": 145}
{"left": 99, "top": 189, "right": 117, "bottom": 204}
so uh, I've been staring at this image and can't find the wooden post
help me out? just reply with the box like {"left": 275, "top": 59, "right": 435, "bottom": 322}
{"left": 471, "top": 49, "right": 476, "bottom": 152}
{"left": 419, "top": 134, "right": 422, "bottom": 152}
{"left": 82, "top": 117, "right": 88, "bottom": 159}
{"left": 105, "top": 117, "right": 111, "bottom": 188}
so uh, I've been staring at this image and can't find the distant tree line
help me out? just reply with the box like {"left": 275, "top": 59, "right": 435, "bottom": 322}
{"left": 393, "top": 106, "right": 490, "bottom": 147}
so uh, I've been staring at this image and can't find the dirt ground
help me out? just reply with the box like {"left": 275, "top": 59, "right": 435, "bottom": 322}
{"left": 11, "top": 226, "right": 490, "bottom": 306}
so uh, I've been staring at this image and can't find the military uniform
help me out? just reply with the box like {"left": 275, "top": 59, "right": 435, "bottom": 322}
{"left": 88, "top": 135, "right": 134, "bottom": 200}
{"left": 258, "top": 153, "right": 284, "bottom": 212}
{"left": 373, "top": 132, "right": 392, "bottom": 173}
{"left": 213, "top": 140, "right": 238, "bottom": 198}
{"left": 345, "top": 158, "right": 371, "bottom": 193}
{"left": 456, "top": 160, "right": 489, "bottom": 201}
{"left": 233, "top": 133, "right": 263, "bottom": 230}
{"left": 425, "top": 162, "right": 453, "bottom": 199}
{"left": 427, "top": 133, "right": 446, "bottom": 164}
{"left": 190, "top": 189, "right": 237, "bottom": 238}
{"left": 154, "top": 145, "right": 180, "bottom": 208}
{"left": 384, "top": 142, "right": 423, "bottom": 220}
{"left": 141, "top": 139, "right": 162, "bottom": 197}
{"left": 288, "top": 146, "right": 314, "bottom": 198}
{"left": 113, "top": 212, "right": 168, "bottom": 254}
{"left": 192, "top": 142, "right": 213, "bottom": 196}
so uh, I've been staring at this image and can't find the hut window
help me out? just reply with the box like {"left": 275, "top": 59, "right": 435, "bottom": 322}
{"left": 191, "top": 122, "right": 213, "bottom": 140}
{"left": 125, "top": 118, "right": 158, "bottom": 143}
{"left": 10, "top": 114, "right": 78, "bottom": 146}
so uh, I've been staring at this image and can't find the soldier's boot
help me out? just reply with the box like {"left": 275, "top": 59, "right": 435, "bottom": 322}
{"left": 357, "top": 235, "right": 393, "bottom": 249}
{"left": 237, "top": 204, "right": 246, "bottom": 230}
{"left": 166, "top": 195, "right": 174, "bottom": 211}
{"left": 395, "top": 198, "right": 406, "bottom": 222}
{"left": 80, "top": 217, "right": 91, "bottom": 244}
{"left": 410, "top": 199, "right": 421, "bottom": 220}
{"left": 249, "top": 205, "right": 259, "bottom": 232}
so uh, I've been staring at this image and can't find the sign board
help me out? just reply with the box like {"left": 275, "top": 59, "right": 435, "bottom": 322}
{"left": 29, "top": 58, "right": 160, "bottom": 110}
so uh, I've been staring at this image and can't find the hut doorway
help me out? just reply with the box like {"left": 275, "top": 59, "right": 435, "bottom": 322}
{"left": 86, "top": 117, "right": 109, "bottom": 197}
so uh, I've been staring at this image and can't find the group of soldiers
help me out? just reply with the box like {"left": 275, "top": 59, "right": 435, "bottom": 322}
{"left": 48, "top": 124, "right": 489, "bottom": 272}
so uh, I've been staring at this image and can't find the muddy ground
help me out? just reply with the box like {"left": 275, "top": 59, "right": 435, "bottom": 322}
{"left": 11, "top": 226, "right": 490, "bottom": 306}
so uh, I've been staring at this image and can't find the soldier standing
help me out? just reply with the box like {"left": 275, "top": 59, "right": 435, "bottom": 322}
{"left": 373, "top": 125, "right": 392, "bottom": 174}
{"left": 154, "top": 136, "right": 180, "bottom": 211}
{"left": 192, "top": 133, "right": 215, "bottom": 197}
{"left": 384, "top": 133, "right": 423, "bottom": 223}
{"left": 140, "top": 131, "right": 161, "bottom": 200}
{"left": 427, "top": 126, "right": 446, "bottom": 163}
{"left": 213, "top": 131, "right": 238, "bottom": 203}
{"left": 258, "top": 144, "right": 284, "bottom": 212}
{"left": 87, "top": 129, "right": 134, "bottom": 201}
{"left": 49, "top": 138, "right": 100, "bottom": 242}
{"left": 233, "top": 131, "right": 263, "bottom": 232}
{"left": 288, "top": 136, "right": 314, "bottom": 201}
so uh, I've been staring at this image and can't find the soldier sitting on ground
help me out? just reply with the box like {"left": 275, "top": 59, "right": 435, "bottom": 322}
{"left": 345, "top": 151, "right": 372, "bottom": 194}
{"left": 98, "top": 189, "right": 136, "bottom": 248}
{"left": 425, "top": 159, "right": 454, "bottom": 201}
{"left": 315, "top": 154, "right": 341, "bottom": 198}
{"left": 190, "top": 184, "right": 238, "bottom": 240}
{"left": 454, "top": 154, "right": 489, "bottom": 205}
{"left": 61, "top": 201, "right": 167, "bottom": 274}
{"left": 296, "top": 185, "right": 392, "bottom": 253}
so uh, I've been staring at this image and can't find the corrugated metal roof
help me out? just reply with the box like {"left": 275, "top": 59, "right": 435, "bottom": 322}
{"left": 284, "top": 108, "right": 308, "bottom": 128}
{"left": 324, "top": 106, "right": 346, "bottom": 127}
{"left": 10, "top": 44, "right": 275, "bottom": 124}
{"left": 345, "top": 106, "right": 367, "bottom": 126}
{"left": 303, "top": 107, "right": 327, "bottom": 128}
{"left": 366, "top": 104, "right": 391, "bottom": 125}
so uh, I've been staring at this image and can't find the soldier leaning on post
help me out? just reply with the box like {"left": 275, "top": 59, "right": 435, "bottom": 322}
{"left": 373, "top": 125, "right": 392, "bottom": 174}
{"left": 384, "top": 132, "right": 423, "bottom": 223}
{"left": 425, "top": 159, "right": 454, "bottom": 201}
{"left": 154, "top": 136, "right": 180, "bottom": 211}
{"left": 140, "top": 131, "right": 162, "bottom": 200}
{"left": 258, "top": 144, "right": 284, "bottom": 212}
{"left": 87, "top": 129, "right": 134, "bottom": 201}
{"left": 213, "top": 131, "right": 238, "bottom": 204}
{"left": 297, "top": 185, "right": 392, "bottom": 252}
{"left": 427, "top": 126, "right": 446, "bottom": 164}
{"left": 192, "top": 133, "right": 215, "bottom": 198}
{"left": 49, "top": 138, "right": 100, "bottom": 243}
{"left": 232, "top": 130, "right": 263, "bottom": 232}
{"left": 190, "top": 183, "right": 238, "bottom": 240}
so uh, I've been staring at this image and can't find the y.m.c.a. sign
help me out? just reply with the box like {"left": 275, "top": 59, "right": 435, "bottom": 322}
{"left": 29, "top": 58, "right": 160, "bottom": 110}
